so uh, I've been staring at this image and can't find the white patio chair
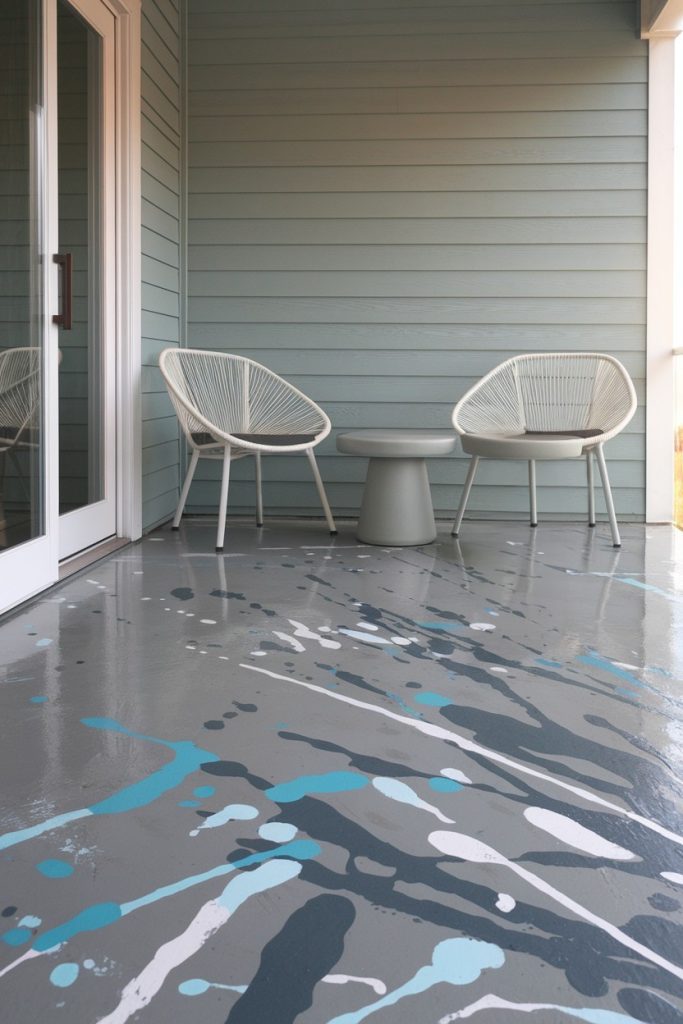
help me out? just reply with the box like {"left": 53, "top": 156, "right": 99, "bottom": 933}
{"left": 0, "top": 346, "right": 41, "bottom": 472}
{"left": 450, "top": 353, "right": 637, "bottom": 547}
{"left": 159, "top": 348, "right": 336, "bottom": 550}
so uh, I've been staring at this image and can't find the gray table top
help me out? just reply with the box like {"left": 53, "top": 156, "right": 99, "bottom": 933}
{"left": 336, "top": 429, "right": 457, "bottom": 458}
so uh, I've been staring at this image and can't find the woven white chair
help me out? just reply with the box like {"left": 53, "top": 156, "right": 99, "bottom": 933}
{"left": 451, "top": 352, "right": 637, "bottom": 547}
{"left": 159, "top": 348, "right": 336, "bottom": 550}
{"left": 0, "top": 346, "right": 41, "bottom": 464}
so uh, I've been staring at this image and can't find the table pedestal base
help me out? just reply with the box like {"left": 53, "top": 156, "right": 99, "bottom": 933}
{"left": 357, "top": 457, "right": 436, "bottom": 546}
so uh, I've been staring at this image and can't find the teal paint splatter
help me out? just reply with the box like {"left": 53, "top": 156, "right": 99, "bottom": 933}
{"left": 417, "top": 621, "right": 463, "bottom": 632}
{"left": 386, "top": 691, "right": 422, "bottom": 718}
{"left": 34, "top": 903, "right": 122, "bottom": 952}
{"left": 37, "top": 859, "right": 73, "bottom": 879}
{"left": 49, "top": 963, "right": 79, "bottom": 988}
{"left": 577, "top": 653, "right": 647, "bottom": 692}
{"left": 414, "top": 692, "right": 452, "bottom": 708}
{"left": 30, "top": 696, "right": 48, "bottom": 704}
{"left": 536, "top": 658, "right": 563, "bottom": 669}
{"left": 193, "top": 786, "right": 215, "bottom": 798}
{"left": 178, "top": 800, "right": 200, "bottom": 808}
{"left": 30, "top": 840, "right": 321, "bottom": 954}
{"left": 81, "top": 718, "right": 220, "bottom": 815}
{"left": 1, "top": 927, "right": 32, "bottom": 947}
{"left": 428, "top": 777, "right": 462, "bottom": 793}
{"left": 327, "top": 937, "right": 505, "bottom": 1024}
{"left": 266, "top": 771, "right": 369, "bottom": 803}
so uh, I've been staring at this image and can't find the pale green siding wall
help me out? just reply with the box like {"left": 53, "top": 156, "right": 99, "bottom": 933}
{"left": 186, "top": 0, "right": 646, "bottom": 520}
{"left": 141, "top": 0, "right": 183, "bottom": 530}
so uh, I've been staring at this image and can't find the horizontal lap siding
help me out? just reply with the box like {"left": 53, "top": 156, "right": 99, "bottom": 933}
{"left": 187, "top": 0, "right": 646, "bottom": 520}
{"left": 141, "top": 0, "right": 182, "bottom": 530}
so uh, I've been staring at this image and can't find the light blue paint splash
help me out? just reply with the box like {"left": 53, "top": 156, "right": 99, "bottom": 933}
{"left": 49, "top": 963, "right": 79, "bottom": 988}
{"left": 1, "top": 927, "right": 32, "bottom": 947}
{"left": 190, "top": 803, "right": 258, "bottom": 835}
{"left": 536, "top": 658, "right": 563, "bottom": 669}
{"left": 217, "top": 858, "right": 301, "bottom": 913}
{"left": 179, "top": 978, "right": 247, "bottom": 997}
{"left": 326, "top": 937, "right": 505, "bottom": 1024}
{"left": 37, "top": 859, "right": 73, "bottom": 879}
{"left": 428, "top": 777, "right": 462, "bottom": 793}
{"left": 32, "top": 840, "right": 320, "bottom": 953}
{"left": 19, "top": 915, "right": 41, "bottom": 928}
{"left": 414, "top": 692, "right": 452, "bottom": 708}
{"left": 563, "top": 1010, "right": 643, "bottom": 1024}
{"left": 36, "top": 638, "right": 53, "bottom": 648}
{"left": 30, "top": 696, "right": 48, "bottom": 704}
{"left": 258, "top": 822, "right": 297, "bottom": 843}
{"left": 266, "top": 771, "right": 368, "bottom": 803}
{"left": 0, "top": 720, "right": 219, "bottom": 852}
{"left": 577, "top": 653, "right": 644, "bottom": 689}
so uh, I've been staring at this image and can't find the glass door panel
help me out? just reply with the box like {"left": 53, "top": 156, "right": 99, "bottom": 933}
{"left": 56, "top": 0, "right": 115, "bottom": 560}
{"left": 0, "top": 1, "right": 44, "bottom": 554}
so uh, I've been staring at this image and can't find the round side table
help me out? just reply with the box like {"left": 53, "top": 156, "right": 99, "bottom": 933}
{"left": 336, "top": 429, "right": 456, "bottom": 546}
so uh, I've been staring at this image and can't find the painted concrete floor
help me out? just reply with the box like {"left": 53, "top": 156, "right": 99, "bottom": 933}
{"left": 1, "top": 520, "right": 683, "bottom": 1024}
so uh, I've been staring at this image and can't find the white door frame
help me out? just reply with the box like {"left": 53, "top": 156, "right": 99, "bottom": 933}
{"left": 0, "top": 0, "right": 140, "bottom": 615}
{"left": 642, "top": 7, "right": 683, "bottom": 523}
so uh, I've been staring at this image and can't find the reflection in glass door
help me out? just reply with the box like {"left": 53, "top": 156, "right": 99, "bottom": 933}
{"left": 55, "top": 0, "right": 115, "bottom": 560}
{"left": 0, "top": 0, "right": 47, "bottom": 593}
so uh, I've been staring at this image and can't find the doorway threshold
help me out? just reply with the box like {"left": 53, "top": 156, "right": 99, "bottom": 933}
{"left": 59, "top": 536, "right": 131, "bottom": 581}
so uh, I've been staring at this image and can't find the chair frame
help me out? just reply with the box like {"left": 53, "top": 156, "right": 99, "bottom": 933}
{"left": 159, "top": 348, "right": 337, "bottom": 550}
{"left": 450, "top": 352, "right": 637, "bottom": 547}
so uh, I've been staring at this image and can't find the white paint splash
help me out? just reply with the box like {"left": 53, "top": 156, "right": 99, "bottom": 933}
{"left": 189, "top": 804, "right": 259, "bottom": 837}
{"left": 428, "top": 830, "right": 683, "bottom": 982}
{"left": 372, "top": 777, "right": 454, "bottom": 824}
{"left": 441, "top": 768, "right": 472, "bottom": 786}
{"left": 272, "top": 632, "right": 306, "bottom": 653}
{"left": 524, "top": 807, "right": 637, "bottom": 861}
{"left": 470, "top": 623, "right": 496, "bottom": 632}
{"left": 439, "top": 993, "right": 641, "bottom": 1022}
{"left": 357, "top": 622, "right": 378, "bottom": 631}
{"left": 324, "top": 974, "right": 387, "bottom": 996}
{"left": 495, "top": 894, "right": 515, "bottom": 913}
{"left": 338, "top": 629, "right": 392, "bottom": 645}
{"left": 97, "top": 860, "right": 302, "bottom": 1024}
{"left": 289, "top": 619, "right": 341, "bottom": 650}
{"left": 242, "top": 664, "right": 683, "bottom": 851}
{"left": 661, "top": 871, "right": 683, "bottom": 884}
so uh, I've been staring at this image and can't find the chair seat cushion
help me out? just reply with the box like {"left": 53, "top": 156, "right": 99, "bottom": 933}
{"left": 461, "top": 429, "right": 601, "bottom": 460}
{"left": 192, "top": 431, "right": 317, "bottom": 448}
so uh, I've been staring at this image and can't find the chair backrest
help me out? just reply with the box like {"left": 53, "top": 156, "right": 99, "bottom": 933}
{"left": 0, "top": 347, "right": 41, "bottom": 446}
{"left": 453, "top": 352, "right": 636, "bottom": 442}
{"left": 159, "top": 348, "right": 329, "bottom": 443}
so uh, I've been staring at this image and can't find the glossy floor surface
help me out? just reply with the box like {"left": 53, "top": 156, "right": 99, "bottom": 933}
{"left": 1, "top": 521, "right": 683, "bottom": 1024}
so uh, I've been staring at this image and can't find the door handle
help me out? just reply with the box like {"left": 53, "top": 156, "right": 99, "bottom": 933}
{"left": 53, "top": 252, "right": 72, "bottom": 330}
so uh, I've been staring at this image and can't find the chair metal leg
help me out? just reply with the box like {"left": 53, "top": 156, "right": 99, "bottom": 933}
{"left": 216, "top": 445, "right": 232, "bottom": 551}
{"left": 594, "top": 443, "right": 621, "bottom": 547}
{"left": 586, "top": 451, "right": 596, "bottom": 527}
{"left": 173, "top": 449, "right": 199, "bottom": 529}
{"left": 306, "top": 448, "right": 336, "bottom": 534}
{"left": 528, "top": 459, "right": 537, "bottom": 527}
{"left": 255, "top": 452, "right": 263, "bottom": 527}
{"left": 452, "top": 455, "right": 479, "bottom": 537}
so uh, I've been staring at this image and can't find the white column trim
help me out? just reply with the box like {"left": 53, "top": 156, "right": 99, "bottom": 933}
{"left": 646, "top": 37, "right": 678, "bottom": 523}
{"left": 103, "top": 0, "right": 142, "bottom": 540}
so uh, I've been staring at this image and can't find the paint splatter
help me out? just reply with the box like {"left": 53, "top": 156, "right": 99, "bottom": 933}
{"left": 523, "top": 807, "right": 637, "bottom": 861}
{"left": 37, "top": 859, "right": 74, "bottom": 878}
{"left": 324, "top": 975, "right": 387, "bottom": 996}
{"left": 326, "top": 938, "right": 505, "bottom": 1024}
{"left": 440, "top": 994, "right": 642, "bottom": 1022}
{"left": 495, "top": 894, "right": 516, "bottom": 913}
{"left": 372, "top": 777, "right": 454, "bottom": 824}
{"left": 49, "top": 963, "right": 79, "bottom": 988}
{"left": 189, "top": 804, "right": 259, "bottom": 837}
{"left": 266, "top": 771, "right": 369, "bottom": 804}
{"left": 258, "top": 822, "right": 297, "bottom": 843}
{"left": 179, "top": 978, "right": 247, "bottom": 996}
{"left": 414, "top": 692, "right": 452, "bottom": 708}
